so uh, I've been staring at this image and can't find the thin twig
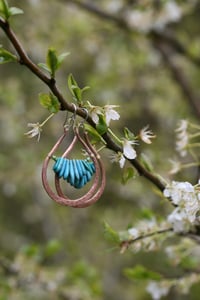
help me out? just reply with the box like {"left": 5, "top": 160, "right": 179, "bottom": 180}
{"left": 0, "top": 16, "right": 166, "bottom": 193}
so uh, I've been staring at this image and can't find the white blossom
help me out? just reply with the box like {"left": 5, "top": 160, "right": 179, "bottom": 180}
{"left": 103, "top": 105, "right": 120, "bottom": 126}
{"left": 88, "top": 104, "right": 103, "bottom": 124}
{"left": 122, "top": 139, "right": 137, "bottom": 159}
{"left": 167, "top": 208, "right": 190, "bottom": 233}
{"left": 128, "top": 228, "right": 139, "bottom": 239}
{"left": 110, "top": 152, "right": 126, "bottom": 168}
{"left": 146, "top": 281, "right": 170, "bottom": 300}
{"left": 139, "top": 125, "right": 156, "bottom": 144}
{"left": 164, "top": 181, "right": 200, "bottom": 232}
{"left": 24, "top": 122, "right": 42, "bottom": 141}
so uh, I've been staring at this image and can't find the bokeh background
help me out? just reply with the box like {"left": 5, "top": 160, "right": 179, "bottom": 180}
{"left": 0, "top": 1, "right": 200, "bottom": 299}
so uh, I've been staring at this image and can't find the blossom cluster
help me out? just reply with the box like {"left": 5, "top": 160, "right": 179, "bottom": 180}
{"left": 147, "top": 273, "right": 200, "bottom": 300}
{"left": 164, "top": 181, "right": 200, "bottom": 232}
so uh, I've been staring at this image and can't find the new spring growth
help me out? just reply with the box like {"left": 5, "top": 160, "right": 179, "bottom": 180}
{"left": 87, "top": 101, "right": 120, "bottom": 126}
{"left": 24, "top": 113, "right": 54, "bottom": 141}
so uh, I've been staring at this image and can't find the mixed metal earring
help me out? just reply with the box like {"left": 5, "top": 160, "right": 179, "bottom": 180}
{"left": 41, "top": 108, "right": 106, "bottom": 208}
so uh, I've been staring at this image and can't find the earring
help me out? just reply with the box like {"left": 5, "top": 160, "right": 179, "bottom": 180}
{"left": 41, "top": 108, "right": 106, "bottom": 208}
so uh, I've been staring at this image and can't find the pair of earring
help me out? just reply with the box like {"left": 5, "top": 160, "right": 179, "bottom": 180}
{"left": 41, "top": 107, "right": 106, "bottom": 208}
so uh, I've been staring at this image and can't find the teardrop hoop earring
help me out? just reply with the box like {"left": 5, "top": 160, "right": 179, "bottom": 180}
{"left": 41, "top": 108, "right": 106, "bottom": 208}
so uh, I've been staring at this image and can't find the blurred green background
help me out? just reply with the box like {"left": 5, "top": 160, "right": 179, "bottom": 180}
{"left": 0, "top": 1, "right": 200, "bottom": 299}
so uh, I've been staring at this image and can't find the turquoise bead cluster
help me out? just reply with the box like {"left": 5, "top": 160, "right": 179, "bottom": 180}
{"left": 52, "top": 157, "right": 96, "bottom": 189}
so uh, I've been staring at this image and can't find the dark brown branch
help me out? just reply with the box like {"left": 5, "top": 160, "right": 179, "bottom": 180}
{"left": 154, "top": 41, "right": 200, "bottom": 119}
{"left": 0, "top": 16, "right": 166, "bottom": 193}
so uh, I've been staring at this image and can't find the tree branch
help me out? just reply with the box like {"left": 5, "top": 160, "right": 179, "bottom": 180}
{"left": 0, "top": 16, "right": 166, "bottom": 193}
{"left": 154, "top": 41, "right": 200, "bottom": 119}
{"left": 62, "top": 0, "right": 200, "bottom": 120}
{"left": 120, "top": 227, "right": 173, "bottom": 253}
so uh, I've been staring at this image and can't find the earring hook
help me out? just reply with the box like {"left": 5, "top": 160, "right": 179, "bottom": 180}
{"left": 63, "top": 103, "right": 77, "bottom": 130}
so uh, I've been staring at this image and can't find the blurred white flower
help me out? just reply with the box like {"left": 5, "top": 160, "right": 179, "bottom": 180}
{"left": 24, "top": 122, "right": 42, "bottom": 141}
{"left": 87, "top": 102, "right": 103, "bottom": 124}
{"left": 139, "top": 125, "right": 156, "bottom": 144}
{"left": 104, "top": 105, "right": 120, "bottom": 126}
{"left": 122, "top": 139, "right": 137, "bottom": 159}
{"left": 167, "top": 208, "right": 190, "bottom": 233}
{"left": 163, "top": 181, "right": 195, "bottom": 205}
{"left": 128, "top": 228, "right": 139, "bottom": 239}
{"left": 175, "top": 119, "right": 189, "bottom": 157}
{"left": 146, "top": 281, "right": 170, "bottom": 300}
{"left": 164, "top": 181, "right": 200, "bottom": 232}
{"left": 126, "top": 1, "right": 182, "bottom": 32}
{"left": 110, "top": 152, "right": 125, "bottom": 168}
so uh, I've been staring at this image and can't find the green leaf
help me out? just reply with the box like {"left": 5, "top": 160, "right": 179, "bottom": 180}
{"left": 124, "top": 265, "right": 162, "bottom": 281}
{"left": 104, "top": 222, "right": 120, "bottom": 244}
{"left": 39, "top": 93, "right": 60, "bottom": 113}
{"left": 9, "top": 7, "right": 23, "bottom": 16}
{"left": 0, "top": 0, "right": 10, "bottom": 19}
{"left": 38, "top": 62, "right": 51, "bottom": 74}
{"left": 67, "top": 73, "right": 90, "bottom": 106}
{"left": 68, "top": 73, "right": 81, "bottom": 101}
{"left": 46, "top": 48, "right": 58, "bottom": 78}
{"left": 96, "top": 115, "right": 108, "bottom": 135}
{"left": 121, "top": 167, "right": 135, "bottom": 184}
{"left": 21, "top": 244, "right": 40, "bottom": 258}
{"left": 84, "top": 123, "right": 106, "bottom": 144}
{"left": 0, "top": 48, "right": 17, "bottom": 64}
{"left": 57, "top": 52, "right": 70, "bottom": 68}
{"left": 139, "top": 208, "right": 155, "bottom": 220}
{"left": 0, "top": 1, "right": 23, "bottom": 19}
{"left": 43, "top": 239, "right": 62, "bottom": 258}
{"left": 124, "top": 127, "right": 135, "bottom": 140}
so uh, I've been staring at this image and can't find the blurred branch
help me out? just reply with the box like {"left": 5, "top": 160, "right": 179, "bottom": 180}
{"left": 120, "top": 227, "right": 173, "bottom": 253}
{"left": 0, "top": 17, "right": 166, "bottom": 193}
{"left": 154, "top": 41, "right": 200, "bottom": 119}
{"left": 63, "top": 0, "right": 200, "bottom": 119}
{"left": 63, "top": 0, "right": 130, "bottom": 30}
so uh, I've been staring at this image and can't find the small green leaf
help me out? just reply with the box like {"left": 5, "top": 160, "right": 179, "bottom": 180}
{"left": 121, "top": 167, "right": 135, "bottom": 184}
{"left": 0, "top": 1, "right": 23, "bottom": 19}
{"left": 124, "top": 127, "right": 135, "bottom": 140}
{"left": 47, "top": 48, "right": 58, "bottom": 78}
{"left": 39, "top": 93, "right": 60, "bottom": 113}
{"left": 81, "top": 85, "right": 90, "bottom": 93}
{"left": 38, "top": 62, "right": 51, "bottom": 74}
{"left": 0, "top": 0, "right": 10, "bottom": 19}
{"left": 57, "top": 52, "right": 70, "bottom": 68}
{"left": 9, "top": 6, "right": 23, "bottom": 16}
{"left": 49, "top": 93, "right": 60, "bottom": 113}
{"left": 21, "top": 244, "right": 40, "bottom": 258}
{"left": 104, "top": 222, "right": 120, "bottom": 244}
{"left": 68, "top": 73, "right": 81, "bottom": 101}
{"left": 0, "top": 48, "right": 17, "bottom": 64}
{"left": 124, "top": 265, "right": 162, "bottom": 281}
{"left": 96, "top": 115, "right": 108, "bottom": 135}
{"left": 67, "top": 74, "right": 90, "bottom": 106}
{"left": 139, "top": 208, "right": 155, "bottom": 220}
{"left": 84, "top": 123, "right": 106, "bottom": 144}
{"left": 43, "top": 239, "right": 62, "bottom": 258}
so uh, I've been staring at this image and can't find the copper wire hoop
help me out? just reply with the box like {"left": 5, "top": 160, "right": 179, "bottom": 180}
{"left": 41, "top": 126, "right": 106, "bottom": 208}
